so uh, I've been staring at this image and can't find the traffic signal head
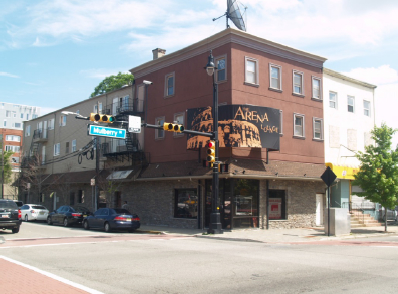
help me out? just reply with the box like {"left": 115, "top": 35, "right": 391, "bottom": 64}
{"left": 163, "top": 122, "right": 184, "bottom": 133}
{"left": 90, "top": 113, "right": 115, "bottom": 123}
{"left": 206, "top": 140, "right": 216, "bottom": 163}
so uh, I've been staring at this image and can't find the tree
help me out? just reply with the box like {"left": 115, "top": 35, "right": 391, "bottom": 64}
{"left": 2, "top": 150, "right": 15, "bottom": 184}
{"left": 90, "top": 72, "right": 134, "bottom": 98}
{"left": 353, "top": 124, "right": 398, "bottom": 232}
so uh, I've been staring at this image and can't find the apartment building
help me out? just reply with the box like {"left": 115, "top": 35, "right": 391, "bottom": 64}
{"left": 0, "top": 103, "right": 41, "bottom": 198}
{"left": 323, "top": 68, "right": 376, "bottom": 215}
{"left": 21, "top": 28, "right": 328, "bottom": 230}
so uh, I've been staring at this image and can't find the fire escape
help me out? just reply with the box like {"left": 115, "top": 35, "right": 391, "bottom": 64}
{"left": 21, "top": 129, "right": 47, "bottom": 168}
{"left": 102, "top": 97, "right": 149, "bottom": 166}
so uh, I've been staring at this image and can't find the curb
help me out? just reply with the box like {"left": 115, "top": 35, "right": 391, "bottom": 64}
{"left": 195, "top": 234, "right": 264, "bottom": 243}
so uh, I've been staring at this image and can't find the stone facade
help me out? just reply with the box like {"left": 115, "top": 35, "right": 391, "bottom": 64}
{"left": 259, "top": 179, "right": 325, "bottom": 229}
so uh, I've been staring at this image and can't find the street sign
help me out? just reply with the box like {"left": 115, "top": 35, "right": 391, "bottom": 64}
{"left": 90, "top": 179, "right": 95, "bottom": 186}
{"left": 128, "top": 115, "right": 141, "bottom": 133}
{"left": 88, "top": 125, "right": 126, "bottom": 139}
{"left": 321, "top": 166, "right": 337, "bottom": 187}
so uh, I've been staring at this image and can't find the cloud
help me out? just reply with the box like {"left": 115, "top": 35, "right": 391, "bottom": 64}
{"left": 342, "top": 65, "right": 398, "bottom": 86}
{"left": 0, "top": 71, "right": 19, "bottom": 78}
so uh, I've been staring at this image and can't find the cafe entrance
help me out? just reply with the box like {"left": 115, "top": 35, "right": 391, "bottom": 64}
{"left": 205, "top": 179, "right": 259, "bottom": 230}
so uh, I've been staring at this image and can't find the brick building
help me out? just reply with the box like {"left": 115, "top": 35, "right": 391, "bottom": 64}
{"left": 21, "top": 28, "right": 327, "bottom": 230}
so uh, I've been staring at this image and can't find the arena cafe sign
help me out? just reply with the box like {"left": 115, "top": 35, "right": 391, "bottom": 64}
{"left": 186, "top": 105, "right": 280, "bottom": 150}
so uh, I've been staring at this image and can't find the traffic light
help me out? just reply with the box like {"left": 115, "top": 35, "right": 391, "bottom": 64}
{"left": 89, "top": 113, "right": 115, "bottom": 123}
{"left": 163, "top": 122, "right": 185, "bottom": 133}
{"left": 206, "top": 140, "right": 216, "bottom": 163}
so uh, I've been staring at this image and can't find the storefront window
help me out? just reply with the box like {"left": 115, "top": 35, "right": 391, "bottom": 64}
{"left": 174, "top": 189, "right": 198, "bottom": 219}
{"left": 269, "top": 189, "right": 286, "bottom": 220}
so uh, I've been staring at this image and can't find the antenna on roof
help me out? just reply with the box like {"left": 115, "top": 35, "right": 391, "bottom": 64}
{"left": 213, "top": 0, "right": 247, "bottom": 32}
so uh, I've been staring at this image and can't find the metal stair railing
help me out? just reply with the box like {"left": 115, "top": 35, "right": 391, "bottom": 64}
{"left": 342, "top": 201, "right": 376, "bottom": 225}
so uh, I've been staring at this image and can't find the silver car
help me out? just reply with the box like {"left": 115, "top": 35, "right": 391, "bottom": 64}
{"left": 20, "top": 204, "right": 49, "bottom": 222}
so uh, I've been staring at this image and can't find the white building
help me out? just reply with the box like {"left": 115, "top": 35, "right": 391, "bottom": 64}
{"left": 0, "top": 102, "right": 40, "bottom": 130}
{"left": 323, "top": 68, "right": 376, "bottom": 210}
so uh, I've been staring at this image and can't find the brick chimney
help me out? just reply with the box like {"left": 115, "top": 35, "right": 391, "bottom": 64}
{"left": 152, "top": 48, "right": 166, "bottom": 60}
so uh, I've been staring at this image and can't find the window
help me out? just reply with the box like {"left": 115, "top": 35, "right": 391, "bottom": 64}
{"left": 32, "top": 114, "right": 38, "bottom": 119}
{"left": 155, "top": 117, "right": 165, "bottom": 139}
{"left": 25, "top": 125, "right": 31, "bottom": 137}
{"left": 174, "top": 189, "right": 198, "bottom": 219}
{"left": 293, "top": 113, "right": 305, "bottom": 138}
{"left": 165, "top": 72, "right": 175, "bottom": 97}
{"left": 363, "top": 100, "right": 371, "bottom": 117}
{"left": 13, "top": 111, "right": 16, "bottom": 118}
{"left": 59, "top": 115, "right": 66, "bottom": 126}
{"left": 94, "top": 103, "right": 103, "bottom": 113}
{"left": 312, "top": 77, "right": 321, "bottom": 100}
{"left": 26, "top": 114, "right": 29, "bottom": 120}
{"left": 48, "top": 118, "right": 54, "bottom": 130}
{"left": 173, "top": 113, "right": 184, "bottom": 137}
{"left": 348, "top": 96, "right": 355, "bottom": 113}
{"left": 329, "top": 92, "right": 337, "bottom": 109}
{"left": 313, "top": 118, "right": 323, "bottom": 140}
{"left": 65, "top": 142, "right": 69, "bottom": 154}
{"left": 245, "top": 57, "right": 258, "bottom": 85}
{"left": 54, "top": 143, "right": 60, "bottom": 156}
{"left": 293, "top": 70, "right": 303, "bottom": 95}
{"left": 72, "top": 139, "right": 76, "bottom": 152}
{"left": 6, "top": 135, "right": 21, "bottom": 142}
{"left": 6, "top": 111, "right": 11, "bottom": 118}
{"left": 20, "top": 113, "right": 24, "bottom": 119}
{"left": 14, "top": 122, "right": 21, "bottom": 128}
{"left": 5, "top": 146, "right": 20, "bottom": 152}
{"left": 270, "top": 64, "right": 282, "bottom": 90}
{"left": 3, "top": 120, "right": 6, "bottom": 127}
{"left": 215, "top": 56, "right": 226, "bottom": 82}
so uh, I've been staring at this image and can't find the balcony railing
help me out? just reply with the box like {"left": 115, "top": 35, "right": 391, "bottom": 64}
{"left": 33, "top": 129, "right": 48, "bottom": 142}
{"left": 105, "top": 98, "right": 145, "bottom": 117}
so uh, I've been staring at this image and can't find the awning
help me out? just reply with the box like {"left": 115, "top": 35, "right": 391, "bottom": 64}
{"left": 325, "top": 163, "right": 359, "bottom": 180}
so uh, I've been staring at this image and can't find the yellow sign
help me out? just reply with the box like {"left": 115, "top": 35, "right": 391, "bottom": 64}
{"left": 325, "top": 163, "right": 359, "bottom": 180}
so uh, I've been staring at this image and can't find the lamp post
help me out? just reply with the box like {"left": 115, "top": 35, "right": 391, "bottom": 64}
{"left": 205, "top": 50, "right": 223, "bottom": 234}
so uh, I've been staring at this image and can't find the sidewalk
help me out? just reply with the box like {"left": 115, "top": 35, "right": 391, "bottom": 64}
{"left": 137, "top": 224, "right": 398, "bottom": 243}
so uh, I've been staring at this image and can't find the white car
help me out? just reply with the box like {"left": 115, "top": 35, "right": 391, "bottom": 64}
{"left": 20, "top": 204, "right": 49, "bottom": 222}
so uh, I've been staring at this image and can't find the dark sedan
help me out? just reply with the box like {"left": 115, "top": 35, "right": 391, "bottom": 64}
{"left": 83, "top": 208, "right": 140, "bottom": 233}
{"left": 47, "top": 205, "right": 91, "bottom": 227}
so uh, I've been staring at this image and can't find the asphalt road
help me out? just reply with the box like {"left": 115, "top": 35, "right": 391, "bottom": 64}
{"left": 1, "top": 222, "right": 398, "bottom": 294}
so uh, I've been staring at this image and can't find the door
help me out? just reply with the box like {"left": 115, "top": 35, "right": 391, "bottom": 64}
{"left": 316, "top": 194, "right": 324, "bottom": 226}
{"left": 112, "top": 98, "right": 119, "bottom": 116}
{"left": 43, "top": 120, "right": 47, "bottom": 139}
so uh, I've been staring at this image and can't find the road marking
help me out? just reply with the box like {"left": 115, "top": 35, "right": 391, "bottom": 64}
{"left": 0, "top": 256, "right": 104, "bottom": 294}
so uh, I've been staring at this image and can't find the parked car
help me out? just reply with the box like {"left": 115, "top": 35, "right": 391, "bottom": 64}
{"left": 83, "top": 208, "right": 140, "bottom": 233}
{"left": 47, "top": 205, "right": 91, "bottom": 227}
{"left": 20, "top": 204, "right": 49, "bottom": 222}
{"left": 379, "top": 207, "right": 398, "bottom": 221}
{"left": 13, "top": 200, "right": 24, "bottom": 208}
{"left": 0, "top": 199, "right": 22, "bottom": 233}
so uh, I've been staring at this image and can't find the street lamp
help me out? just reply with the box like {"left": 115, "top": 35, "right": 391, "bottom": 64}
{"left": 205, "top": 50, "right": 223, "bottom": 234}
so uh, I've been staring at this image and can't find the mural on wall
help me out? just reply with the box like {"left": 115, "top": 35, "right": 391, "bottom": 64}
{"left": 187, "top": 105, "right": 280, "bottom": 150}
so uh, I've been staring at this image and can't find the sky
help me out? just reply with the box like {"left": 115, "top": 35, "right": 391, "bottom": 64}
{"left": 1, "top": 0, "right": 398, "bottom": 146}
